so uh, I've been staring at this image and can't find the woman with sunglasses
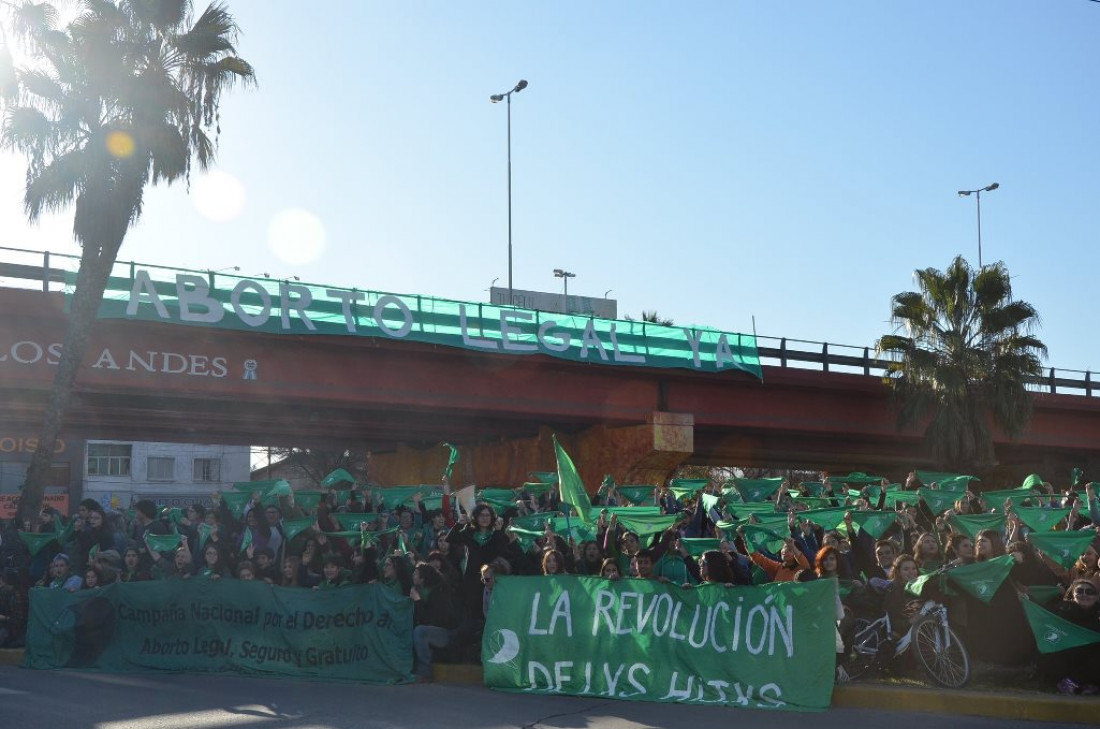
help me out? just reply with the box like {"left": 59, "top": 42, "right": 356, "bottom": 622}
{"left": 1045, "top": 579, "right": 1100, "bottom": 695}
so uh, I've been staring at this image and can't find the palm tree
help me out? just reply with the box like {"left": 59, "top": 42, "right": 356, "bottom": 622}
{"left": 0, "top": 0, "right": 255, "bottom": 524}
{"left": 876, "top": 256, "right": 1047, "bottom": 470}
{"left": 625, "top": 310, "right": 675, "bottom": 326}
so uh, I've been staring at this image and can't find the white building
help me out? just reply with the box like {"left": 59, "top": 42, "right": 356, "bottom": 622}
{"left": 83, "top": 440, "right": 251, "bottom": 510}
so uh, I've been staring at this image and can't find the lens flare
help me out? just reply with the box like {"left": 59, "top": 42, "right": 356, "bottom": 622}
{"left": 268, "top": 208, "right": 326, "bottom": 265}
{"left": 193, "top": 170, "right": 246, "bottom": 222}
{"left": 105, "top": 130, "right": 135, "bottom": 158}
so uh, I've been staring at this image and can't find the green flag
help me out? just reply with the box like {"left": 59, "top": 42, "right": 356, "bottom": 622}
{"left": 916, "top": 471, "right": 979, "bottom": 490}
{"left": 441, "top": 443, "right": 459, "bottom": 483}
{"left": 238, "top": 528, "right": 253, "bottom": 554}
{"left": 506, "top": 526, "right": 542, "bottom": 551}
{"left": 947, "top": 513, "right": 1006, "bottom": 539}
{"left": 197, "top": 523, "right": 214, "bottom": 551}
{"left": 617, "top": 485, "right": 657, "bottom": 506}
{"left": 681, "top": 538, "right": 722, "bottom": 557}
{"left": 145, "top": 533, "right": 182, "bottom": 553}
{"left": 519, "top": 482, "right": 554, "bottom": 497}
{"left": 319, "top": 469, "right": 355, "bottom": 487}
{"left": 554, "top": 435, "right": 592, "bottom": 524}
{"left": 610, "top": 511, "right": 679, "bottom": 541}
{"left": 548, "top": 516, "right": 597, "bottom": 543}
{"left": 377, "top": 486, "right": 439, "bottom": 511}
{"left": 511, "top": 512, "right": 557, "bottom": 532}
{"left": 701, "top": 493, "right": 720, "bottom": 514}
{"left": 1028, "top": 530, "right": 1097, "bottom": 569}
{"left": 278, "top": 517, "right": 312, "bottom": 542}
{"left": 798, "top": 481, "right": 827, "bottom": 496}
{"left": 847, "top": 511, "right": 898, "bottom": 539}
{"left": 728, "top": 502, "right": 779, "bottom": 519}
{"left": 918, "top": 488, "right": 967, "bottom": 515}
{"left": 1013, "top": 507, "right": 1071, "bottom": 533}
{"left": 731, "top": 478, "right": 784, "bottom": 503}
{"left": 477, "top": 488, "right": 517, "bottom": 512}
{"left": 294, "top": 491, "right": 324, "bottom": 511}
{"left": 740, "top": 524, "right": 787, "bottom": 554}
{"left": 884, "top": 491, "right": 922, "bottom": 509}
{"left": 945, "top": 555, "right": 1014, "bottom": 604}
{"left": 529, "top": 471, "right": 558, "bottom": 485}
{"left": 331, "top": 513, "right": 380, "bottom": 531}
{"left": 53, "top": 515, "right": 73, "bottom": 547}
{"left": 905, "top": 572, "right": 940, "bottom": 599}
{"left": 18, "top": 531, "right": 58, "bottom": 556}
{"left": 1021, "top": 596, "right": 1100, "bottom": 654}
{"left": 88, "top": 544, "right": 99, "bottom": 560}
{"left": 669, "top": 479, "right": 708, "bottom": 500}
{"left": 828, "top": 472, "right": 885, "bottom": 485}
{"left": 1026, "top": 584, "right": 1064, "bottom": 606}
{"left": 266, "top": 480, "right": 293, "bottom": 497}
{"left": 790, "top": 495, "right": 833, "bottom": 509}
{"left": 798, "top": 507, "right": 850, "bottom": 531}
{"left": 219, "top": 491, "right": 251, "bottom": 518}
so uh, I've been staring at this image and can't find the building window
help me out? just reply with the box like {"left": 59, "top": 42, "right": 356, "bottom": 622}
{"left": 193, "top": 458, "right": 221, "bottom": 482}
{"left": 147, "top": 457, "right": 175, "bottom": 481}
{"left": 87, "top": 444, "right": 132, "bottom": 477}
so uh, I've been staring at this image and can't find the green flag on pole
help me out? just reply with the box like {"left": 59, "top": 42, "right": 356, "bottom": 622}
{"left": 1013, "top": 507, "right": 1071, "bottom": 533}
{"left": 1021, "top": 596, "right": 1100, "bottom": 654}
{"left": 945, "top": 555, "right": 1014, "bottom": 604}
{"left": 1028, "top": 531, "right": 1097, "bottom": 569}
{"left": 947, "top": 513, "right": 1006, "bottom": 539}
{"left": 553, "top": 435, "right": 592, "bottom": 524}
{"left": 441, "top": 443, "right": 459, "bottom": 483}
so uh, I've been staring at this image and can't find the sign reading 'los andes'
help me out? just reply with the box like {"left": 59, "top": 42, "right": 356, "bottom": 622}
{"left": 96, "top": 270, "right": 762, "bottom": 379}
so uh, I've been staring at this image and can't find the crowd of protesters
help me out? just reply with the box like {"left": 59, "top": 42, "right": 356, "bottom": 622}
{"left": 0, "top": 470, "right": 1097, "bottom": 694}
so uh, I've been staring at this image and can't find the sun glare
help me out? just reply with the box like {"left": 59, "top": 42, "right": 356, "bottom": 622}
{"left": 193, "top": 170, "right": 246, "bottom": 222}
{"left": 268, "top": 208, "right": 326, "bottom": 265}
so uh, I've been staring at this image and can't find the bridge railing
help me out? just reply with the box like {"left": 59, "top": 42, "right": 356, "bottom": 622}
{"left": 0, "top": 246, "right": 1093, "bottom": 397}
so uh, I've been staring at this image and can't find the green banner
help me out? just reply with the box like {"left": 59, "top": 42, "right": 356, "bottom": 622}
{"left": 95, "top": 265, "right": 762, "bottom": 378}
{"left": 24, "top": 580, "right": 413, "bottom": 683}
{"left": 482, "top": 576, "right": 836, "bottom": 710}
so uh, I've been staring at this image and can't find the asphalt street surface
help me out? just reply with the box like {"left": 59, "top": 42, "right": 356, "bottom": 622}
{"left": 0, "top": 666, "right": 1087, "bottom": 729}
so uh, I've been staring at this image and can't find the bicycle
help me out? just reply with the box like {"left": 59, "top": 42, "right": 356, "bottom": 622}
{"left": 843, "top": 599, "right": 971, "bottom": 688}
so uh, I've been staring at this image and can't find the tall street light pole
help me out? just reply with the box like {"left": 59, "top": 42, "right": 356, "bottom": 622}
{"left": 554, "top": 268, "right": 575, "bottom": 314}
{"left": 957, "top": 182, "right": 999, "bottom": 268}
{"left": 491, "top": 79, "right": 528, "bottom": 304}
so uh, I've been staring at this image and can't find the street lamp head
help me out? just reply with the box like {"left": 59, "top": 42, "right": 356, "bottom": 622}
{"left": 957, "top": 190, "right": 971, "bottom": 197}
{"left": 553, "top": 268, "right": 564, "bottom": 277}
{"left": 514, "top": 79, "right": 528, "bottom": 93}
{"left": 984, "top": 182, "right": 1000, "bottom": 192}
{"left": 490, "top": 94, "right": 504, "bottom": 103}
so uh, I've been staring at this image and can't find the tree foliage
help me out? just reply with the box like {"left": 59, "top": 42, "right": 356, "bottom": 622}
{"left": 875, "top": 256, "right": 1046, "bottom": 470}
{"left": 0, "top": 0, "right": 254, "bottom": 523}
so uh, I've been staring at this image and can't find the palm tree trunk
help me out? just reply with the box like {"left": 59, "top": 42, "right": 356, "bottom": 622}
{"left": 16, "top": 237, "right": 127, "bottom": 525}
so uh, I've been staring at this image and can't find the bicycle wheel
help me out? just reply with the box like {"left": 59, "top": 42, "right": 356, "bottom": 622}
{"left": 843, "top": 618, "right": 882, "bottom": 680}
{"left": 911, "top": 616, "right": 970, "bottom": 688}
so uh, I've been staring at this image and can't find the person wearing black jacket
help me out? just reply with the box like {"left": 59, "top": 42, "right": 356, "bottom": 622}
{"left": 411, "top": 562, "right": 460, "bottom": 682}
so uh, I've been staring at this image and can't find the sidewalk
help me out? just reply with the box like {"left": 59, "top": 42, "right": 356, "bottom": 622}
{"left": 4, "top": 649, "right": 1096, "bottom": 722}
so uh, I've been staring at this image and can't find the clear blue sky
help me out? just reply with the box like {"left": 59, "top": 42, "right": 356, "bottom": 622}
{"left": 2, "top": 1, "right": 1098, "bottom": 373}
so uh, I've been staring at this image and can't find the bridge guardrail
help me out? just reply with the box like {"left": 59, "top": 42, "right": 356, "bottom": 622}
{"left": 0, "top": 246, "right": 1093, "bottom": 397}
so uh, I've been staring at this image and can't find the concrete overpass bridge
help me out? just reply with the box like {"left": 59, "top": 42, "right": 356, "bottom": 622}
{"left": 2, "top": 252, "right": 1098, "bottom": 488}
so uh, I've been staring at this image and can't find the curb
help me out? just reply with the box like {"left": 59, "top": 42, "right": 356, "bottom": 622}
{"left": 5, "top": 650, "right": 1097, "bottom": 721}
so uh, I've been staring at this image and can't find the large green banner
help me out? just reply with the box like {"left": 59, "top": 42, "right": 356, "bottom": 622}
{"left": 24, "top": 581, "right": 413, "bottom": 683}
{"left": 482, "top": 576, "right": 836, "bottom": 711}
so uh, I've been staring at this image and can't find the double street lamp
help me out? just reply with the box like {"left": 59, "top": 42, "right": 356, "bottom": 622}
{"left": 490, "top": 79, "right": 528, "bottom": 303}
{"left": 957, "top": 182, "right": 999, "bottom": 268}
{"left": 554, "top": 268, "right": 575, "bottom": 313}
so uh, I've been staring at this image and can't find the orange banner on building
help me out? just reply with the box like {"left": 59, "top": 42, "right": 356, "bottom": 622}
{"left": 0, "top": 490, "right": 70, "bottom": 519}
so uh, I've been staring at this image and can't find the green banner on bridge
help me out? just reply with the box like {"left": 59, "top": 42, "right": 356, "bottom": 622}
{"left": 81, "top": 265, "right": 762, "bottom": 379}
{"left": 482, "top": 575, "right": 836, "bottom": 711}
{"left": 24, "top": 580, "right": 413, "bottom": 683}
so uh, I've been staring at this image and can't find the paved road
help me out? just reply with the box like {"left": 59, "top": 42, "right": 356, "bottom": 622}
{"left": 0, "top": 666, "right": 1085, "bottom": 729}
